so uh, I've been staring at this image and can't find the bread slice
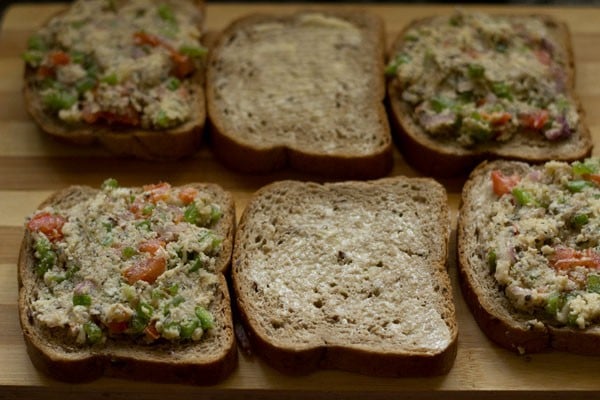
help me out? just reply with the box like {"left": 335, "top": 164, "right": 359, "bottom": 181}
{"left": 232, "top": 178, "right": 457, "bottom": 376}
{"left": 387, "top": 12, "right": 592, "bottom": 177}
{"left": 23, "top": 0, "right": 206, "bottom": 160}
{"left": 458, "top": 159, "right": 600, "bottom": 354}
{"left": 18, "top": 181, "right": 237, "bottom": 384}
{"left": 206, "top": 11, "right": 393, "bottom": 179}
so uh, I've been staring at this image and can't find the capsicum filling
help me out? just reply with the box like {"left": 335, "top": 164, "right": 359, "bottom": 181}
{"left": 23, "top": 0, "right": 206, "bottom": 129}
{"left": 388, "top": 11, "right": 580, "bottom": 147}
{"left": 484, "top": 158, "right": 600, "bottom": 328}
{"left": 26, "top": 179, "right": 223, "bottom": 345}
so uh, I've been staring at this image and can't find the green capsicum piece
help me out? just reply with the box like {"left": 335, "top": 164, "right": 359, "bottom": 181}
{"left": 467, "top": 63, "right": 485, "bottom": 79}
{"left": 512, "top": 188, "right": 534, "bottom": 206}
{"left": 73, "top": 293, "right": 92, "bottom": 306}
{"left": 43, "top": 91, "right": 77, "bottom": 111}
{"left": 122, "top": 246, "right": 137, "bottom": 259}
{"left": 566, "top": 180, "right": 593, "bottom": 193}
{"left": 195, "top": 307, "right": 214, "bottom": 329}
{"left": 179, "top": 319, "right": 199, "bottom": 339}
{"left": 34, "top": 237, "right": 57, "bottom": 277}
{"left": 179, "top": 45, "right": 207, "bottom": 58}
{"left": 571, "top": 214, "right": 589, "bottom": 228}
{"left": 491, "top": 82, "right": 513, "bottom": 100}
{"left": 587, "top": 274, "right": 600, "bottom": 294}
{"left": 84, "top": 321, "right": 103, "bottom": 344}
{"left": 384, "top": 53, "right": 411, "bottom": 77}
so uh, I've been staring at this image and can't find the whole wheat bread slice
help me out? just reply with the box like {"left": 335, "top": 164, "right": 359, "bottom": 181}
{"left": 206, "top": 11, "right": 393, "bottom": 179}
{"left": 458, "top": 160, "right": 600, "bottom": 354}
{"left": 387, "top": 14, "right": 592, "bottom": 177}
{"left": 23, "top": 0, "right": 206, "bottom": 160}
{"left": 18, "top": 183, "right": 237, "bottom": 384}
{"left": 232, "top": 178, "right": 457, "bottom": 376}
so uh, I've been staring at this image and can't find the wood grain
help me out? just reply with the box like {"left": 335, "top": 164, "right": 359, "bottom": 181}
{"left": 1, "top": 3, "right": 600, "bottom": 399}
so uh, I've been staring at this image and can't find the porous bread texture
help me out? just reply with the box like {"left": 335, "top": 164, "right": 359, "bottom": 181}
{"left": 23, "top": 0, "right": 206, "bottom": 160}
{"left": 387, "top": 15, "right": 592, "bottom": 177}
{"left": 206, "top": 11, "right": 392, "bottom": 178}
{"left": 458, "top": 160, "right": 600, "bottom": 354}
{"left": 233, "top": 178, "right": 457, "bottom": 376}
{"left": 18, "top": 184, "right": 237, "bottom": 384}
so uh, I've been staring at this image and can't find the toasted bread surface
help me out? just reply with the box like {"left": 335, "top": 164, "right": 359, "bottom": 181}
{"left": 23, "top": 0, "right": 207, "bottom": 160}
{"left": 206, "top": 10, "right": 393, "bottom": 179}
{"left": 232, "top": 178, "right": 457, "bottom": 376}
{"left": 387, "top": 13, "right": 592, "bottom": 177}
{"left": 459, "top": 159, "right": 600, "bottom": 354}
{"left": 18, "top": 182, "right": 237, "bottom": 384}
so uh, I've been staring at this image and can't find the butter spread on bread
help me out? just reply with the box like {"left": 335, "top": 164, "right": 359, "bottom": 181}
{"left": 233, "top": 178, "right": 457, "bottom": 376}
{"left": 206, "top": 11, "right": 392, "bottom": 178}
{"left": 26, "top": 179, "right": 223, "bottom": 345}
{"left": 23, "top": 0, "right": 205, "bottom": 129}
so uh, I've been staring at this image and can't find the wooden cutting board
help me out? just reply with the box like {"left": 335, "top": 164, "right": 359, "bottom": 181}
{"left": 1, "top": 3, "right": 599, "bottom": 399}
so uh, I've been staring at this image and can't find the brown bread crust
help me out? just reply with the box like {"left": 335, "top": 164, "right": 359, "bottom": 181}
{"left": 22, "top": 0, "right": 207, "bottom": 160}
{"left": 206, "top": 11, "right": 393, "bottom": 179}
{"left": 18, "top": 183, "right": 237, "bottom": 384}
{"left": 458, "top": 160, "right": 600, "bottom": 354}
{"left": 387, "top": 15, "right": 592, "bottom": 177}
{"left": 233, "top": 178, "right": 458, "bottom": 376}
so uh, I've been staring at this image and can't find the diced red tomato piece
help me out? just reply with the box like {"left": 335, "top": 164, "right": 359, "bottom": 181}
{"left": 138, "top": 239, "right": 165, "bottom": 255}
{"left": 171, "top": 53, "right": 195, "bottom": 78}
{"left": 129, "top": 200, "right": 143, "bottom": 217}
{"left": 27, "top": 212, "right": 66, "bottom": 242}
{"left": 133, "top": 31, "right": 195, "bottom": 78}
{"left": 143, "top": 182, "right": 172, "bottom": 204}
{"left": 106, "top": 321, "right": 129, "bottom": 334}
{"left": 50, "top": 51, "right": 70, "bottom": 66}
{"left": 82, "top": 106, "right": 140, "bottom": 127}
{"left": 521, "top": 110, "right": 549, "bottom": 131}
{"left": 133, "top": 31, "right": 161, "bottom": 47}
{"left": 491, "top": 170, "right": 521, "bottom": 197}
{"left": 482, "top": 111, "right": 512, "bottom": 126}
{"left": 535, "top": 49, "right": 552, "bottom": 66}
{"left": 144, "top": 321, "right": 160, "bottom": 341}
{"left": 178, "top": 187, "right": 198, "bottom": 205}
{"left": 37, "top": 65, "right": 55, "bottom": 79}
{"left": 585, "top": 174, "right": 600, "bottom": 185}
{"left": 123, "top": 256, "right": 166, "bottom": 284}
{"left": 550, "top": 246, "right": 600, "bottom": 270}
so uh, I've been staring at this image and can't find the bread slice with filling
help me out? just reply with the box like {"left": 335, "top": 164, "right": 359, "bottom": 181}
{"left": 23, "top": 0, "right": 207, "bottom": 160}
{"left": 232, "top": 178, "right": 457, "bottom": 376}
{"left": 459, "top": 159, "right": 600, "bottom": 354}
{"left": 206, "top": 10, "right": 393, "bottom": 179}
{"left": 387, "top": 12, "right": 592, "bottom": 177}
{"left": 18, "top": 182, "right": 236, "bottom": 384}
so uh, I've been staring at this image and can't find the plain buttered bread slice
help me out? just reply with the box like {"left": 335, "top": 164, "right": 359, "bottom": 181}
{"left": 232, "top": 178, "right": 457, "bottom": 376}
{"left": 206, "top": 10, "right": 393, "bottom": 179}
